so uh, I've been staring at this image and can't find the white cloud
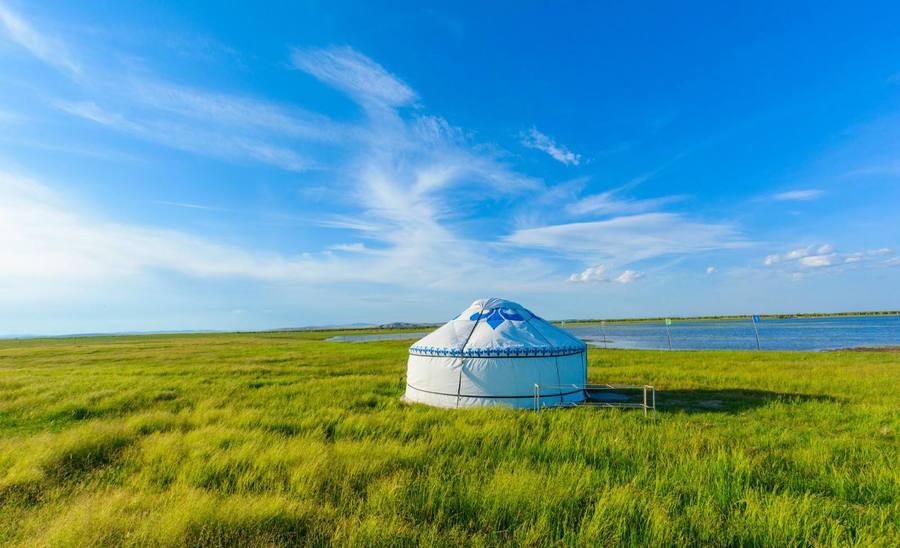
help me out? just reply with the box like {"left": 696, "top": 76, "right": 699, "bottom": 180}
{"left": 845, "top": 163, "right": 900, "bottom": 179}
{"left": 764, "top": 245, "right": 829, "bottom": 268}
{"left": 1, "top": 3, "right": 344, "bottom": 173}
{"left": 763, "top": 243, "right": 896, "bottom": 274}
{"left": 0, "top": 170, "right": 554, "bottom": 298}
{"left": 521, "top": 127, "right": 581, "bottom": 166}
{"left": 763, "top": 244, "right": 831, "bottom": 266}
{"left": 614, "top": 270, "right": 643, "bottom": 284}
{"left": 799, "top": 255, "right": 832, "bottom": 268}
{"left": 505, "top": 213, "right": 744, "bottom": 266}
{"left": 291, "top": 46, "right": 416, "bottom": 108}
{"left": 328, "top": 243, "right": 369, "bottom": 253}
{"left": 567, "top": 190, "right": 686, "bottom": 216}
{"left": 568, "top": 265, "right": 643, "bottom": 284}
{"left": 0, "top": 172, "right": 318, "bottom": 287}
{"left": 0, "top": 4, "right": 81, "bottom": 77}
{"left": 785, "top": 246, "right": 812, "bottom": 260}
{"left": 153, "top": 201, "right": 231, "bottom": 212}
{"left": 56, "top": 100, "right": 312, "bottom": 172}
{"left": 0, "top": 9, "right": 755, "bottom": 304}
{"left": 0, "top": 25, "right": 565, "bottom": 300}
{"left": 568, "top": 265, "right": 607, "bottom": 283}
{"left": 772, "top": 189, "right": 824, "bottom": 201}
{"left": 706, "top": 266, "right": 717, "bottom": 274}
{"left": 127, "top": 80, "right": 347, "bottom": 142}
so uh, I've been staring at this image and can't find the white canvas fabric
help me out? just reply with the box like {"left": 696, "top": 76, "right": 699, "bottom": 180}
{"left": 404, "top": 298, "right": 587, "bottom": 408}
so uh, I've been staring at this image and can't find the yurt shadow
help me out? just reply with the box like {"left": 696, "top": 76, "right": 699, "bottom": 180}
{"left": 655, "top": 389, "right": 839, "bottom": 414}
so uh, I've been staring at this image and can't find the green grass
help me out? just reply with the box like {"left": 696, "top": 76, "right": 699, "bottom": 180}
{"left": 0, "top": 332, "right": 897, "bottom": 546}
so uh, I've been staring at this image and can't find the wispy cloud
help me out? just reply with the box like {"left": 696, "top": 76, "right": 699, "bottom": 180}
{"left": 844, "top": 163, "right": 900, "bottom": 179}
{"left": 327, "top": 243, "right": 370, "bottom": 253}
{"left": 291, "top": 46, "right": 416, "bottom": 108}
{"left": 567, "top": 190, "right": 687, "bottom": 216}
{"left": 1, "top": 3, "right": 340, "bottom": 172}
{"left": 153, "top": 201, "right": 231, "bottom": 212}
{"left": 0, "top": 172, "right": 317, "bottom": 288}
{"left": 772, "top": 189, "right": 824, "bottom": 201}
{"left": 0, "top": 4, "right": 81, "bottom": 77}
{"left": 521, "top": 127, "right": 581, "bottom": 166}
{"left": 0, "top": 8, "right": 758, "bottom": 301}
{"left": 506, "top": 213, "right": 744, "bottom": 266}
{"left": 1, "top": 34, "right": 561, "bottom": 297}
{"left": 127, "top": 80, "right": 347, "bottom": 142}
{"left": 0, "top": 169, "right": 559, "bottom": 298}
{"left": 55, "top": 100, "right": 312, "bottom": 171}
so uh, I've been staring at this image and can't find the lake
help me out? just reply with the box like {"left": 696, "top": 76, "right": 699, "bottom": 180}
{"left": 326, "top": 332, "right": 428, "bottom": 343}
{"left": 328, "top": 316, "right": 900, "bottom": 351}
{"left": 566, "top": 315, "right": 900, "bottom": 351}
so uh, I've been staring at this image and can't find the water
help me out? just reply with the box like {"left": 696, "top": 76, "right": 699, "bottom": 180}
{"left": 566, "top": 315, "right": 900, "bottom": 351}
{"left": 325, "top": 316, "right": 900, "bottom": 351}
{"left": 326, "top": 332, "right": 428, "bottom": 343}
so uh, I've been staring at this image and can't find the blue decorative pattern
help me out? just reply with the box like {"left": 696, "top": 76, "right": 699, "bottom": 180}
{"left": 469, "top": 308, "right": 529, "bottom": 329}
{"left": 409, "top": 344, "right": 585, "bottom": 358}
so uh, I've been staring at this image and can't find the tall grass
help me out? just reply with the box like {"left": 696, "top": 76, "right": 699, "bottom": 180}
{"left": 0, "top": 332, "right": 897, "bottom": 546}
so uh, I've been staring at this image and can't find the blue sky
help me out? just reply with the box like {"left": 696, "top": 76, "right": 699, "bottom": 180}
{"left": 1, "top": 1, "right": 899, "bottom": 335}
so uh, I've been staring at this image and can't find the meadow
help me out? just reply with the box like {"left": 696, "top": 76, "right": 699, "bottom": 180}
{"left": 0, "top": 331, "right": 897, "bottom": 546}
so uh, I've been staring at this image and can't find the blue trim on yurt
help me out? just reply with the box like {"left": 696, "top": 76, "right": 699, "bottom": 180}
{"left": 408, "top": 344, "right": 585, "bottom": 358}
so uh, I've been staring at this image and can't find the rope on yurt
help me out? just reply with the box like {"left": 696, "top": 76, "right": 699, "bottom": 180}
{"left": 455, "top": 307, "right": 485, "bottom": 408}
{"left": 525, "top": 315, "right": 564, "bottom": 406}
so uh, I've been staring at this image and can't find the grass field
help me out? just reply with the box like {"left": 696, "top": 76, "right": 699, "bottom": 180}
{"left": 0, "top": 332, "right": 898, "bottom": 546}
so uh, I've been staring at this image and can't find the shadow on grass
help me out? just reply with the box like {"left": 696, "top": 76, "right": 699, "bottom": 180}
{"left": 656, "top": 389, "right": 840, "bottom": 414}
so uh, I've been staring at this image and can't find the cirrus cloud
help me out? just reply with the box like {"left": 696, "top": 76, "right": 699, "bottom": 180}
{"left": 521, "top": 127, "right": 582, "bottom": 166}
{"left": 506, "top": 213, "right": 745, "bottom": 266}
{"left": 772, "top": 189, "right": 824, "bottom": 201}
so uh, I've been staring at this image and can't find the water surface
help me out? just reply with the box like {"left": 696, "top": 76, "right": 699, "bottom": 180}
{"left": 567, "top": 315, "right": 900, "bottom": 351}
{"left": 327, "top": 316, "right": 900, "bottom": 351}
{"left": 326, "top": 332, "right": 427, "bottom": 343}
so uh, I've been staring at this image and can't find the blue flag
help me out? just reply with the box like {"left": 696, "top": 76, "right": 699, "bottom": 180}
{"left": 752, "top": 315, "right": 760, "bottom": 324}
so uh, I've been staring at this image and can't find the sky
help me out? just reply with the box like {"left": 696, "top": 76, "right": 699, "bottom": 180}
{"left": 1, "top": 1, "right": 899, "bottom": 335}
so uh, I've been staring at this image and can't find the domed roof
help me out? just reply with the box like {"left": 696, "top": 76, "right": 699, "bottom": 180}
{"left": 409, "top": 298, "right": 586, "bottom": 358}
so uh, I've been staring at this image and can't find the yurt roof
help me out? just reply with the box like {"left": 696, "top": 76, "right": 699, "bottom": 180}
{"left": 409, "top": 298, "right": 586, "bottom": 358}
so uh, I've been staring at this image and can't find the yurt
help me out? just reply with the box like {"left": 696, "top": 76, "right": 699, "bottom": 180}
{"left": 404, "top": 298, "right": 587, "bottom": 409}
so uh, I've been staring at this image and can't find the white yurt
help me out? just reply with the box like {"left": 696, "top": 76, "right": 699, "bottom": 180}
{"left": 404, "top": 298, "right": 587, "bottom": 409}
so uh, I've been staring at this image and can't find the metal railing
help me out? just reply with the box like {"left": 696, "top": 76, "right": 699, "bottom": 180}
{"left": 533, "top": 383, "right": 656, "bottom": 416}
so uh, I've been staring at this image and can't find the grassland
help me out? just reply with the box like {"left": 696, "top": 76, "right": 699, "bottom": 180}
{"left": 0, "top": 332, "right": 897, "bottom": 546}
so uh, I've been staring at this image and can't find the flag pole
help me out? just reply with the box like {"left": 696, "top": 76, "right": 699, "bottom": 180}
{"left": 665, "top": 318, "right": 673, "bottom": 350}
{"left": 752, "top": 314, "right": 761, "bottom": 350}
